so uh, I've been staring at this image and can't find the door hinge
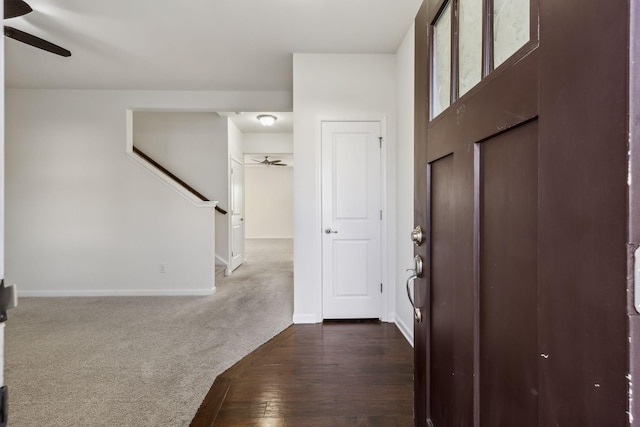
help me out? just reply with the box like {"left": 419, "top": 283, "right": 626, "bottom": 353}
{"left": 378, "top": 137, "right": 383, "bottom": 148}
{"left": 380, "top": 210, "right": 382, "bottom": 220}
{"left": 231, "top": 251, "right": 234, "bottom": 257}
{"left": 380, "top": 283, "right": 383, "bottom": 293}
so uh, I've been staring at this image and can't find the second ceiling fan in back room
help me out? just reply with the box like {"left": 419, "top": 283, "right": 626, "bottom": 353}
{"left": 4, "top": 0, "right": 71, "bottom": 57}
{"left": 252, "top": 156, "right": 287, "bottom": 167}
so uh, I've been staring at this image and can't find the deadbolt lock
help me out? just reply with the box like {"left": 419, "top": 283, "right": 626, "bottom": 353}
{"left": 411, "top": 226, "right": 423, "bottom": 246}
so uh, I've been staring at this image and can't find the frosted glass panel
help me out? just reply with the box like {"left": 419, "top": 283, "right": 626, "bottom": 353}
{"left": 493, "top": 0, "right": 530, "bottom": 68}
{"left": 432, "top": 1, "right": 452, "bottom": 118}
{"left": 458, "top": 0, "right": 483, "bottom": 97}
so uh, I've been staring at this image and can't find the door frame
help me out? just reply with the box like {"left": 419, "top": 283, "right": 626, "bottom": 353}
{"left": 316, "top": 115, "right": 392, "bottom": 322}
{"left": 629, "top": 2, "right": 640, "bottom": 423}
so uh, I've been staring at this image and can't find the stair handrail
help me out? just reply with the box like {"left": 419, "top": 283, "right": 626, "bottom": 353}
{"left": 132, "top": 146, "right": 227, "bottom": 215}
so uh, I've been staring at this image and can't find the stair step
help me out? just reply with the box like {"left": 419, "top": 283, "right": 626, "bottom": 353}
{"left": 215, "top": 265, "right": 226, "bottom": 281}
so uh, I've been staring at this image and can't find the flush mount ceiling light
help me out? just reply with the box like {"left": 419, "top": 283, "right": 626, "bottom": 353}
{"left": 257, "top": 114, "right": 277, "bottom": 126}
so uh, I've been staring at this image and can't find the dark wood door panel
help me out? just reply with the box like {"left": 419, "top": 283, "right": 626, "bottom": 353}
{"left": 479, "top": 120, "right": 539, "bottom": 427}
{"left": 428, "top": 155, "right": 456, "bottom": 427}
{"left": 426, "top": 151, "right": 476, "bottom": 427}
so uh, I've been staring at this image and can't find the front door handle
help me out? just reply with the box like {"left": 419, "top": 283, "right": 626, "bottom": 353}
{"left": 406, "top": 255, "right": 424, "bottom": 323}
{"left": 325, "top": 228, "right": 338, "bottom": 234}
{"left": 406, "top": 272, "right": 422, "bottom": 323}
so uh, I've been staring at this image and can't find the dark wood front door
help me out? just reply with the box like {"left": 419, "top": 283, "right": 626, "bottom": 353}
{"left": 414, "top": 0, "right": 630, "bottom": 426}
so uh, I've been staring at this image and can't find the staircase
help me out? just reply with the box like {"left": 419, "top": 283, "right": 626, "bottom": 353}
{"left": 128, "top": 145, "right": 228, "bottom": 292}
{"left": 131, "top": 146, "right": 227, "bottom": 214}
{"left": 215, "top": 265, "right": 226, "bottom": 282}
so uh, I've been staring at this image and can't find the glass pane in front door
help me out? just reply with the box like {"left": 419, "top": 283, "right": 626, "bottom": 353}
{"left": 458, "top": 0, "right": 482, "bottom": 97}
{"left": 493, "top": 0, "right": 530, "bottom": 68}
{"left": 432, "top": 1, "right": 452, "bottom": 118}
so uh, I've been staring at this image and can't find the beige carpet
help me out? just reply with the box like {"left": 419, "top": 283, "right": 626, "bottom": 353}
{"left": 4, "top": 239, "right": 293, "bottom": 427}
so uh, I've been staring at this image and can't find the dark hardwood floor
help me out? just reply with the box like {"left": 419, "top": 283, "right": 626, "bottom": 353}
{"left": 191, "top": 322, "right": 414, "bottom": 426}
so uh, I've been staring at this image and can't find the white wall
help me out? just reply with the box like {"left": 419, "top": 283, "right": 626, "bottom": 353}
{"left": 243, "top": 133, "right": 293, "bottom": 154}
{"left": 395, "top": 24, "right": 416, "bottom": 343}
{"left": 228, "top": 119, "right": 244, "bottom": 161}
{"left": 243, "top": 132, "right": 294, "bottom": 240}
{"left": 133, "top": 111, "right": 229, "bottom": 203}
{"left": 5, "top": 89, "right": 291, "bottom": 296}
{"left": 245, "top": 166, "right": 294, "bottom": 238}
{"left": 292, "top": 54, "right": 397, "bottom": 323}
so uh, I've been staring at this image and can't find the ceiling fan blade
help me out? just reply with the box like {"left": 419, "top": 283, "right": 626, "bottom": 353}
{"left": 5, "top": 26, "right": 71, "bottom": 57}
{"left": 270, "top": 160, "right": 282, "bottom": 163}
{"left": 273, "top": 163, "right": 287, "bottom": 166}
{"left": 251, "top": 158, "right": 264, "bottom": 163}
{"left": 4, "top": 0, "right": 32, "bottom": 19}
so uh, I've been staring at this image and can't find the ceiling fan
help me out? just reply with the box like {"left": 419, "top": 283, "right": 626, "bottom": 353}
{"left": 252, "top": 156, "right": 287, "bottom": 167}
{"left": 4, "top": 0, "right": 71, "bottom": 57}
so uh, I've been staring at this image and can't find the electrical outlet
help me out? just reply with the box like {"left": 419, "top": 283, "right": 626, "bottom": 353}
{"left": 159, "top": 264, "right": 166, "bottom": 274}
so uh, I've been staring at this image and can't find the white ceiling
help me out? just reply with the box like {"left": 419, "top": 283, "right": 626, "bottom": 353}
{"left": 221, "top": 111, "right": 293, "bottom": 133}
{"left": 4, "top": 0, "right": 422, "bottom": 91}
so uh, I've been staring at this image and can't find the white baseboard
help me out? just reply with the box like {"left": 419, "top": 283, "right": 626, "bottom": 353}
{"left": 17, "top": 288, "right": 216, "bottom": 297}
{"left": 292, "top": 313, "right": 320, "bottom": 324}
{"left": 393, "top": 314, "right": 414, "bottom": 347}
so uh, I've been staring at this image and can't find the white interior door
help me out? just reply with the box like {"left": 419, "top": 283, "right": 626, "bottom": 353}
{"left": 230, "top": 158, "right": 244, "bottom": 271}
{"left": 322, "top": 121, "right": 382, "bottom": 319}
